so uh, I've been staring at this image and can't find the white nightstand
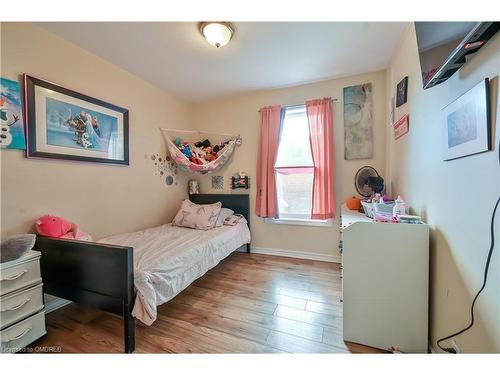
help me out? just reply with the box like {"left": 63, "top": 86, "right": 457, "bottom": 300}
{"left": 0, "top": 250, "right": 46, "bottom": 353}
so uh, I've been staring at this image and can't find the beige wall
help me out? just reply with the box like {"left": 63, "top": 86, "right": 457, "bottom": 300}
{"left": 1, "top": 23, "right": 192, "bottom": 239}
{"left": 386, "top": 24, "right": 500, "bottom": 352}
{"left": 191, "top": 70, "right": 387, "bottom": 257}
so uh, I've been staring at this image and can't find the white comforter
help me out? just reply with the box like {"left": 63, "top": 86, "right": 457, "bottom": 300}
{"left": 99, "top": 222, "right": 250, "bottom": 325}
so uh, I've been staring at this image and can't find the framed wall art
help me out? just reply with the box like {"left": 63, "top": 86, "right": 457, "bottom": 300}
{"left": 393, "top": 114, "right": 409, "bottom": 140}
{"left": 343, "top": 83, "right": 373, "bottom": 160}
{"left": 24, "top": 74, "right": 129, "bottom": 165}
{"left": 396, "top": 76, "right": 408, "bottom": 107}
{"left": 1, "top": 77, "right": 26, "bottom": 150}
{"left": 441, "top": 78, "right": 491, "bottom": 161}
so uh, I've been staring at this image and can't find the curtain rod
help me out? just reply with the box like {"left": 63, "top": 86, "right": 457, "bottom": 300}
{"left": 258, "top": 98, "right": 339, "bottom": 112}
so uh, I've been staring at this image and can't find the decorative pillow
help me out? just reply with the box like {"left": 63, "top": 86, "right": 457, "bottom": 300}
{"left": 215, "top": 208, "right": 234, "bottom": 227}
{"left": 172, "top": 199, "right": 222, "bottom": 230}
{"left": 0, "top": 234, "right": 36, "bottom": 263}
{"left": 224, "top": 214, "right": 248, "bottom": 226}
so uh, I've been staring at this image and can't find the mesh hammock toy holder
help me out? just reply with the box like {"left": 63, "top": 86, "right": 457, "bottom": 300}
{"left": 161, "top": 128, "right": 242, "bottom": 174}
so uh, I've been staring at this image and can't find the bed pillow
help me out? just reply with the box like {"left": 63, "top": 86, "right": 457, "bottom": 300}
{"left": 215, "top": 208, "right": 234, "bottom": 227}
{"left": 224, "top": 214, "right": 248, "bottom": 226}
{"left": 172, "top": 199, "right": 222, "bottom": 230}
{"left": 1, "top": 234, "right": 36, "bottom": 263}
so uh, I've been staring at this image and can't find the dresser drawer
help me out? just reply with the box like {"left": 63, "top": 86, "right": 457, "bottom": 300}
{"left": 0, "top": 254, "right": 42, "bottom": 296}
{"left": 0, "top": 310, "right": 46, "bottom": 353}
{"left": 0, "top": 283, "right": 44, "bottom": 330}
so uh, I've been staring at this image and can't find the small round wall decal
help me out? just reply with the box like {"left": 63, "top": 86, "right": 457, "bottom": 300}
{"left": 150, "top": 152, "right": 178, "bottom": 187}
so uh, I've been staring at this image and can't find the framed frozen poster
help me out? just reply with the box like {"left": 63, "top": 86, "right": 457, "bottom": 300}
{"left": 24, "top": 74, "right": 129, "bottom": 165}
{"left": 1, "top": 77, "right": 26, "bottom": 150}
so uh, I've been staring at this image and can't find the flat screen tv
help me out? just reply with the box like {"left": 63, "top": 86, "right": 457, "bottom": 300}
{"left": 415, "top": 22, "right": 499, "bottom": 89}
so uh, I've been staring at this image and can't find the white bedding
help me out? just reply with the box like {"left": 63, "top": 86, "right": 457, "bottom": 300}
{"left": 99, "top": 222, "right": 250, "bottom": 325}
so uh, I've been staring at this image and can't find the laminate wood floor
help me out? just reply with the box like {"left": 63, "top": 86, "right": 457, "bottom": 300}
{"left": 28, "top": 253, "right": 385, "bottom": 353}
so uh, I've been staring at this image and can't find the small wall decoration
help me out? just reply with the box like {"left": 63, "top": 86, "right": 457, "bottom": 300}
{"left": 24, "top": 75, "right": 129, "bottom": 165}
{"left": 188, "top": 180, "right": 200, "bottom": 195}
{"left": 149, "top": 153, "right": 178, "bottom": 186}
{"left": 394, "top": 114, "right": 410, "bottom": 140}
{"left": 231, "top": 172, "right": 249, "bottom": 189}
{"left": 1, "top": 77, "right": 26, "bottom": 150}
{"left": 441, "top": 78, "right": 491, "bottom": 161}
{"left": 343, "top": 83, "right": 373, "bottom": 160}
{"left": 396, "top": 76, "right": 408, "bottom": 107}
{"left": 211, "top": 175, "right": 224, "bottom": 190}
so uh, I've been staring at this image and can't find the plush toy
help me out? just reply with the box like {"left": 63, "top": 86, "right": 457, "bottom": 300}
{"left": 192, "top": 146, "right": 206, "bottom": 160}
{"left": 181, "top": 144, "right": 192, "bottom": 158}
{"left": 174, "top": 137, "right": 183, "bottom": 147}
{"left": 189, "top": 156, "right": 204, "bottom": 165}
{"left": 194, "top": 139, "right": 211, "bottom": 148}
{"left": 35, "top": 215, "right": 93, "bottom": 241}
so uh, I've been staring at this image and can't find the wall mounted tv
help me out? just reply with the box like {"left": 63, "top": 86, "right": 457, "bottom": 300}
{"left": 415, "top": 22, "right": 499, "bottom": 89}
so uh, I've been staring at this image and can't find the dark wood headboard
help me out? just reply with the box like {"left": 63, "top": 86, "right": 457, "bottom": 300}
{"left": 189, "top": 193, "right": 250, "bottom": 225}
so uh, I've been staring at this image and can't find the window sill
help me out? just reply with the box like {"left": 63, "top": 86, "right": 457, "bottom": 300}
{"left": 264, "top": 217, "right": 333, "bottom": 227}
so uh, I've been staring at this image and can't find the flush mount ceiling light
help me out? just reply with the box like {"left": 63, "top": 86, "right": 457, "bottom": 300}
{"left": 199, "top": 22, "right": 234, "bottom": 48}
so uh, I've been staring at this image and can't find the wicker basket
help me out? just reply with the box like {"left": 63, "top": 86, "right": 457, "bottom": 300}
{"left": 361, "top": 201, "right": 395, "bottom": 219}
{"left": 361, "top": 201, "right": 374, "bottom": 218}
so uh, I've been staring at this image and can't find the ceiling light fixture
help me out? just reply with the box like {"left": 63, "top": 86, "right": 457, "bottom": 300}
{"left": 199, "top": 22, "right": 234, "bottom": 48}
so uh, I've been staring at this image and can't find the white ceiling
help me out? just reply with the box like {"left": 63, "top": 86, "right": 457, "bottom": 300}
{"left": 39, "top": 22, "right": 408, "bottom": 102}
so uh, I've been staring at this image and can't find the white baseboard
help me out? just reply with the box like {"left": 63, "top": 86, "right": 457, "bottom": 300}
{"left": 429, "top": 343, "right": 436, "bottom": 353}
{"left": 249, "top": 246, "right": 341, "bottom": 263}
{"left": 45, "top": 297, "right": 71, "bottom": 314}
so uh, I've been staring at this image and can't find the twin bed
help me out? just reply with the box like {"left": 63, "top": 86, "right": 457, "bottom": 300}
{"left": 33, "top": 194, "right": 251, "bottom": 353}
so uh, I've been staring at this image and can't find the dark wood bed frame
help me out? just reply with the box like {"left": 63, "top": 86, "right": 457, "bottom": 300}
{"left": 33, "top": 194, "right": 250, "bottom": 353}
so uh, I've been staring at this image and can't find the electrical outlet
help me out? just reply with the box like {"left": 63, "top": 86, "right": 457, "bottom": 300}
{"left": 450, "top": 339, "right": 461, "bottom": 354}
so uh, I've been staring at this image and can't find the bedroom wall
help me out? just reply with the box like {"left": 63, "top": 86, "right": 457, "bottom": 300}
{"left": 386, "top": 24, "right": 500, "bottom": 352}
{"left": 191, "top": 70, "right": 387, "bottom": 259}
{"left": 0, "top": 22, "right": 192, "bottom": 240}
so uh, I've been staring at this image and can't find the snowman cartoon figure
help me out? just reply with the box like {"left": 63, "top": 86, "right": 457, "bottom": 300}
{"left": 0, "top": 97, "right": 20, "bottom": 148}
{"left": 81, "top": 132, "right": 92, "bottom": 149}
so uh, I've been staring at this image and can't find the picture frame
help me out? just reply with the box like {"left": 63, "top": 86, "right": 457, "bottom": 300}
{"left": 1, "top": 77, "right": 26, "bottom": 150}
{"left": 394, "top": 114, "right": 409, "bottom": 140}
{"left": 231, "top": 176, "right": 249, "bottom": 189}
{"left": 441, "top": 78, "right": 491, "bottom": 161}
{"left": 24, "top": 74, "right": 129, "bottom": 165}
{"left": 396, "top": 76, "right": 408, "bottom": 107}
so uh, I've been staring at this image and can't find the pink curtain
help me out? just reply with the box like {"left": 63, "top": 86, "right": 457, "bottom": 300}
{"left": 306, "top": 98, "right": 334, "bottom": 220}
{"left": 255, "top": 105, "right": 282, "bottom": 218}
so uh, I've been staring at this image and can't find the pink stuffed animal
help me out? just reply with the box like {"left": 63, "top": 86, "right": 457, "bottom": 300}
{"left": 35, "top": 215, "right": 92, "bottom": 241}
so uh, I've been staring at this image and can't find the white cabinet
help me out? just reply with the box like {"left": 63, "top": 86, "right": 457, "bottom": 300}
{"left": 0, "top": 251, "right": 46, "bottom": 353}
{"left": 340, "top": 205, "right": 429, "bottom": 353}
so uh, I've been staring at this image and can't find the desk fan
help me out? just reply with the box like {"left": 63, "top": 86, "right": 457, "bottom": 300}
{"left": 354, "top": 166, "right": 384, "bottom": 198}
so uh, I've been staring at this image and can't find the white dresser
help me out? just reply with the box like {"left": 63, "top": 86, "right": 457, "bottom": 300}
{"left": 0, "top": 250, "right": 46, "bottom": 353}
{"left": 340, "top": 204, "right": 429, "bottom": 353}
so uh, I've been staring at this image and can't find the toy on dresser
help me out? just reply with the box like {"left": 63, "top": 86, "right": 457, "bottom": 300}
{"left": 35, "top": 215, "right": 92, "bottom": 241}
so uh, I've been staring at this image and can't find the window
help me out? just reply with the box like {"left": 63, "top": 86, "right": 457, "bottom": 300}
{"left": 274, "top": 106, "right": 314, "bottom": 220}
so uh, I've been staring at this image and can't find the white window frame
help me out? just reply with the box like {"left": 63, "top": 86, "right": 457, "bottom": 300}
{"left": 264, "top": 216, "right": 333, "bottom": 227}
{"left": 265, "top": 105, "right": 332, "bottom": 227}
